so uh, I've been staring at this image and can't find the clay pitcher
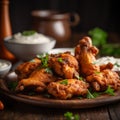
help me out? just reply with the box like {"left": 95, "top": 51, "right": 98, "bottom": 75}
{"left": 31, "top": 10, "right": 80, "bottom": 44}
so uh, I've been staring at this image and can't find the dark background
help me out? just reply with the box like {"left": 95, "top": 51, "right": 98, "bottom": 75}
{"left": 9, "top": 0, "right": 120, "bottom": 34}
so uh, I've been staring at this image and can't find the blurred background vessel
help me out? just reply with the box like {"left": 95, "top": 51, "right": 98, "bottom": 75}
{"left": 0, "top": 0, "right": 120, "bottom": 62}
{"left": 0, "top": 0, "right": 16, "bottom": 63}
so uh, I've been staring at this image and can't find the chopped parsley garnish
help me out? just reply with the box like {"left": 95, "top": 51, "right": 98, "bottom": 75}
{"left": 58, "top": 57, "right": 63, "bottom": 62}
{"left": 37, "top": 53, "right": 49, "bottom": 68}
{"left": 22, "top": 30, "right": 36, "bottom": 36}
{"left": 86, "top": 85, "right": 115, "bottom": 99}
{"left": 59, "top": 79, "right": 68, "bottom": 85}
{"left": 104, "top": 85, "right": 114, "bottom": 96}
{"left": 86, "top": 90, "right": 95, "bottom": 99}
{"left": 92, "top": 92, "right": 101, "bottom": 98}
{"left": 64, "top": 112, "right": 80, "bottom": 120}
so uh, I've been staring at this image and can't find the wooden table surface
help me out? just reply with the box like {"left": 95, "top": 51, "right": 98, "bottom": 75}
{"left": 0, "top": 32, "right": 120, "bottom": 120}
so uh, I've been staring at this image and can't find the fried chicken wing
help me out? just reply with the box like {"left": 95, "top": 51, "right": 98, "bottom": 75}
{"left": 75, "top": 36, "right": 120, "bottom": 92}
{"left": 15, "top": 58, "right": 41, "bottom": 80}
{"left": 75, "top": 36, "right": 100, "bottom": 76}
{"left": 49, "top": 52, "right": 79, "bottom": 79}
{"left": 86, "top": 69, "right": 120, "bottom": 91}
{"left": 47, "top": 79, "right": 89, "bottom": 99}
{"left": 16, "top": 68, "right": 56, "bottom": 92}
{"left": 14, "top": 36, "right": 120, "bottom": 99}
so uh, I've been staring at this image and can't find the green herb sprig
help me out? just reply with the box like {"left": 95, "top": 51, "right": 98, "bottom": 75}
{"left": 104, "top": 85, "right": 114, "bottom": 96}
{"left": 59, "top": 79, "right": 68, "bottom": 85}
{"left": 58, "top": 57, "right": 63, "bottom": 63}
{"left": 88, "top": 27, "right": 120, "bottom": 57}
{"left": 22, "top": 30, "right": 36, "bottom": 36}
{"left": 64, "top": 112, "right": 80, "bottom": 120}
{"left": 37, "top": 53, "right": 49, "bottom": 68}
{"left": 86, "top": 85, "right": 115, "bottom": 99}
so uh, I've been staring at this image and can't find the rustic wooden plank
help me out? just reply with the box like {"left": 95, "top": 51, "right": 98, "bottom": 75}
{"left": 108, "top": 102, "right": 120, "bottom": 120}
{"left": 0, "top": 99, "right": 111, "bottom": 120}
{"left": 76, "top": 106, "right": 110, "bottom": 120}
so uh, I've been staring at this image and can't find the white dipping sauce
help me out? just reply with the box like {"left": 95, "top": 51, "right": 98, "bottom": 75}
{"left": 96, "top": 56, "right": 120, "bottom": 71}
{"left": 9, "top": 32, "right": 50, "bottom": 44}
{"left": 0, "top": 61, "right": 9, "bottom": 69}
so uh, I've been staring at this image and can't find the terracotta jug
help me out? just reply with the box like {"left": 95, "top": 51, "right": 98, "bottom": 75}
{"left": 31, "top": 10, "right": 80, "bottom": 44}
{"left": 0, "top": 0, "right": 16, "bottom": 63}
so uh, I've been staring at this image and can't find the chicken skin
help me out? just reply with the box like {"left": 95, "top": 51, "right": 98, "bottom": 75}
{"left": 86, "top": 69, "right": 120, "bottom": 91}
{"left": 16, "top": 68, "right": 56, "bottom": 92}
{"left": 100, "top": 62, "right": 113, "bottom": 71}
{"left": 47, "top": 79, "right": 89, "bottom": 99}
{"left": 49, "top": 52, "right": 79, "bottom": 79}
{"left": 75, "top": 36, "right": 120, "bottom": 92}
{"left": 75, "top": 36, "right": 100, "bottom": 77}
{"left": 15, "top": 58, "right": 41, "bottom": 80}
{"left": 13, "top": 36, "right": 120, "bottom": 99}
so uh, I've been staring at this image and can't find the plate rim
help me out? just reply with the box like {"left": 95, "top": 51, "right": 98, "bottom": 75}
{"left": 1, "top": 87, "right": 120, "bottom": 109}
{"left": 0, "top": 72, "right": 120, "bottom": 109}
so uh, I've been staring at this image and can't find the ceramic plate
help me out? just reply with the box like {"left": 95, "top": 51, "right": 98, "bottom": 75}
{"left": 48, "top": 48, "right": 74, "bottom": 55}
{"left": 0, "top": 72, "right": 120, "bottom": 109}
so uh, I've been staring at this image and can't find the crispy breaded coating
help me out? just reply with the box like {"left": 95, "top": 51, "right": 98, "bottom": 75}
{"left": 15, "top": 58, "right": 41, "bottom": 80}
{"left": 86, "top": 69, "right": 120, "bottom": 91}
{"left": 16, "top": 68, "right": 56, "bottom": 92}
{"left": 75, "top": 36, "right": 120, "bottom": 92}
{"left": 14, "top": 36, "right": 120, "bottom": 99}
{"left": 75, "top": 36, "right": 100, "bottom": 76}
{"left": 49, "top": 52, "right": 79, "bottom": 79}
{"left": 47, "top": 79, "right": 89, "bottom": 99}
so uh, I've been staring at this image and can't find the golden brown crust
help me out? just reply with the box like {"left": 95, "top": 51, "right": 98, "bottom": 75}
{"left": 14, "top": 36, "right": 120, "bottom": 99}
{"left": 49, "top": 52, "right": 79, "bottom": 79}
{"left": 16, "top": 68, "right": 56, "bottom": 92}
{"left": 75, "top": 36, "right": 100, "bottom": 76}
{"left": 86, "top": 69, "right": 120, "bottom": 91}
{"left": 15, "top": 58, "right": 41, "bottom": 80}
{"left": 47, "top": 79, "right": 89, "bottom": 99}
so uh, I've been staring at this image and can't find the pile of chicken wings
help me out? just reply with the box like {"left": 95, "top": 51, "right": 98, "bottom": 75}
{"left": 15, "top": 36, "right": 120, "bottom": 99}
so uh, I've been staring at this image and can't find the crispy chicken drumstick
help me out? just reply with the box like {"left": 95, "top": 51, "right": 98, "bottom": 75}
{"left": 75, "top": 36, "right": 100, "bottom": 77}
{"left": 75, "top": 36, "right": 120, "bottom": 91}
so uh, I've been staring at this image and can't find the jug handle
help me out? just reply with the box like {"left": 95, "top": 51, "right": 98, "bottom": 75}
{"left": 70, "top": 13, "right": 80, "bottom": 26}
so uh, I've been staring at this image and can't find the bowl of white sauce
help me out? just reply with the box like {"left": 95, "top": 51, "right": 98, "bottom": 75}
{"left": 96, "top": 56, "right": 120, "bottom": 71}
{"left": 4, "top": 31, "right": 56, "bottom": 61}
{"left": 0, "top": 59, "right": 12, "bottom": 78}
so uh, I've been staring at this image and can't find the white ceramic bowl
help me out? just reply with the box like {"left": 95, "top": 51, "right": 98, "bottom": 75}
{"left": 0, "top": 59, "right": 12, "bottom": 78}
{"left": 4, "top": 36, "right": 56, "bottom": 61}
